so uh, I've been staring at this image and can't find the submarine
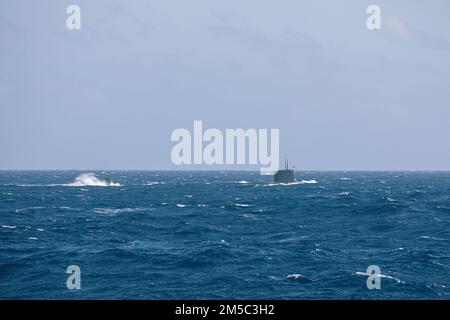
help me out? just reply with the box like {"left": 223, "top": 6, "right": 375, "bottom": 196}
{"left": 274, "top": 156, "right": 296, "bottom": 183}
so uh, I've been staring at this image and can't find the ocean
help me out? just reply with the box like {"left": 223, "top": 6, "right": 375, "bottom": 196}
{"left": 0, "top": 171, "right": 449, "bottom": 299}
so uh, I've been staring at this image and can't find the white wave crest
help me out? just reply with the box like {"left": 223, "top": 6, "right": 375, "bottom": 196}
{"left": 143, "top": 181, "right": 163, "bottom": 186}
{"left": 67, "top": 173, "right": 120, "bottom": 187}
{"left": 263, "top": 179, "right": 317, "bottom": 187}
{"left": 235, "top": 203, "right": 252, "bottom": 207}
{"left": 299, "top": 180, "right": 317, "bottom": 184}
{"left": 287, "top": 273, "right": 305, "bottom": 279}
{"left": 355, "top": 271, "right": 404, "bottom": 284}
{"left": 94, "top": 207, "right": 145, "bottom": 215}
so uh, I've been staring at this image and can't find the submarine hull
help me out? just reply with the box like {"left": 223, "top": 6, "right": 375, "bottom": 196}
{"left": 274, "top": 169, "right": 295, "bottom": 183}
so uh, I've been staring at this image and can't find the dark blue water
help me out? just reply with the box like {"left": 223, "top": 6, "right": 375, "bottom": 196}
{"left": 1, "top": 171, "right": 449, "bottom": 299}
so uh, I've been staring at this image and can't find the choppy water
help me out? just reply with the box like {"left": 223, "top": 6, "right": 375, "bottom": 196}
{"left": 0, "top": 171, "right": 449, "bottom": 299}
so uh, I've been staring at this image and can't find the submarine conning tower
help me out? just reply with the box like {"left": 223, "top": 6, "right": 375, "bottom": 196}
{"left": 274, "top": 155, "right": 296, "bottom": 183}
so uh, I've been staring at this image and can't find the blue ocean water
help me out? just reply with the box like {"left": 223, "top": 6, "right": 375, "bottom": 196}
{"left": 0, "top": 171, "right": 449, "bottom": 299}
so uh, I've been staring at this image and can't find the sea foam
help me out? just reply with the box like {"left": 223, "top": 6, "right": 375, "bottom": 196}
{"left": 66, "top": 173, "right": 120, "bottom": 187}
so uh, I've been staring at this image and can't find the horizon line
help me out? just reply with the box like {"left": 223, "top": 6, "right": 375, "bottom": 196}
{"left": 1, "top": 169, "right": 450, "bottom": 172}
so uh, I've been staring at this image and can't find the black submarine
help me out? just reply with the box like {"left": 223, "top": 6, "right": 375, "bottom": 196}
{"left": 274, "top": 156, "right": 296, "bottom": 183}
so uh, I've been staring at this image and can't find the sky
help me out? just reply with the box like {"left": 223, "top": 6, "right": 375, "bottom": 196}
{"left": 1, "top": 0, "right": 449, "bottom": 170}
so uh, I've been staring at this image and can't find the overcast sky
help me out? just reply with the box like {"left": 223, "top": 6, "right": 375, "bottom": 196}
{"left": 1, "top": 0, "right": 449, "bottom": 170}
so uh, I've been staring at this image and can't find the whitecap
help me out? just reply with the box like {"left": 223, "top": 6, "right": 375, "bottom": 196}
{"left": 263, "top": 183, "right": 278, "bottom": 187}
{"left": 176, "top": 204, "right": 187, "bottom": 208}
{"left": 263, "top": 181, "right": 302, "bottom": 187}
{"left": 2, "top": 225, "right": 16, "bottom": 229}
{"left": 420, "top": 235, "right": 444, "bottom": 241}
{"left": 287, "top": 274, "right": 304, "bottom": 279}
{"left": 15, "top": 206, "right": 45, "bottom": 213}
{"left": 376, "top": 274, "right": 404, "bottom": 283}
{"left": 286, "top": 274, "right": 312, "bottom": 282}
{"left": 299, "top": 180, "right": 317, "bottom": 184}
{"left": 66, "top": 173, "right": 120, "bottom": 187}
{"left": 355, "top": 271, "right": 404, "bottom": 284}
{"left": 143, "top": 181, "right": 163, "bottom": 186}
{"left": 264, "top": 180, "right": 317, "bottom": 186}
{"left": 280, "top": 181, "right": 301, "bottom": 186}
{"left": 238, "top": 180, "right": 250, "bottom": 184}
{"left": 94, "top": 207, "right": 145, "bottom": 214}
{"left": 235, "top": 203, "right": 252, "bottom": 207}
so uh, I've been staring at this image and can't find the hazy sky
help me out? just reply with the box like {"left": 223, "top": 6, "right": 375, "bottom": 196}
{"left": 1, "top": 0, "right": 449, "bottom": 170}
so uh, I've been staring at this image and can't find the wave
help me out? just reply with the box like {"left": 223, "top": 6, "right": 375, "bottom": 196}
{"left": 287, "top": 273, "right": 304, "bottom": 279}
{"left": 94, "top": 207, "right": 147, "bottom": 215}
{"left": 299, "top": 180, "right": 317, "bottom": 184}
{"left": 242, "top": 213, "right": 257, "bottom": 220}
{"left": 15, "top": 206, "right": 46, "bottom": 213}
{"left": 263, "top": 182, "right": 299, "bottom": 187}
{"left": 66, "top": 173, "right": 120, "bottom": 187}
{"left": 419, "top": 235, "right": 445, "bottom": 241}
{"left": 355, "top": 271, "right": 404, "bottom": 284}
{"left": 15, "top": 173, "right": 120, "bottom": 187}
{"left": 262, "top": 179, "right": 317, "bottom": 187}
{"left": 16, "top": 184, "right": 60, "bottom": 187}
{"left": 235, "top": 203, "right": 252, "bottom": 207}
{"left": 143, "top": 181, "right": 164, "bottom": 186}
{"left": 281, "top": 181, "right": 301, "bottom": 186}
{"left": 286, "top": 274, "right": 313, "bottom": 283}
